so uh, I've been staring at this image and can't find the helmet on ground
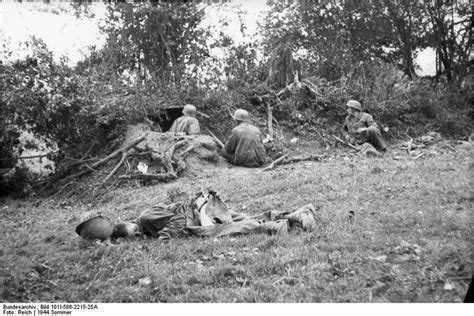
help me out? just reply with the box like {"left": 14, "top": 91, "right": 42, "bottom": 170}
{"left": 75, "top": 215, "right": 113, "bottom": 241}
{"left": 233, "top": 109, "right": 249, "bottom": 121}
{"left": 182, "top": 104, "right": 197, "bottom": 116}
{"left": 346, "top": 100, "right": 362, "bottom": 111}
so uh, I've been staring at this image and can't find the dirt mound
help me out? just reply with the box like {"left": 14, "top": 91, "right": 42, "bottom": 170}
{"left": 125, "top": 123, "right": 230, "bottom": 176}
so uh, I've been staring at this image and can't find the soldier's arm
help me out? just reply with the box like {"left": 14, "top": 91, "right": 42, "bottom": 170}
{"left": 224, "top": 133, "right": 237, "bottom": 154}
{"left": 187, "top": 119, "right": 200, "bottom": 135}
{"left": 364, "top": 114, "right": 378, "bottom": 128}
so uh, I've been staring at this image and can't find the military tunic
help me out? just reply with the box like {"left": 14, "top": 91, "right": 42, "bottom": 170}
{"left": 169, "top": 115, "right": 200, "bottom": 135}
{"left": 223, "top": 122, "right": 269, "bottom": 167}
{"left": 342, "top": 112, "right": 386, "bottom": 151}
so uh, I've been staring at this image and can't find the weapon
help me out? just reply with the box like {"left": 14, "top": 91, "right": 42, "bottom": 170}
{"left": 207, "top": 128, "right": 225, "bottom": 149}
{"left": 332, "top": 135, "right": 360, "bottom": 151}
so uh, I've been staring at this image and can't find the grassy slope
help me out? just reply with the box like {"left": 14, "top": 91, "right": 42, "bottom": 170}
{"left": 1, "top": 142, "right": 472, "bottom": 303}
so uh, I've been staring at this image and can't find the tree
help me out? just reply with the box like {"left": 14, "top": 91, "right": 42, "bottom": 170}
{"left": 96, "top": 2, "right": 209, "bottom": 86}
{"left": 262, "top": 1, "right": 431, "bottom": 80}
{"left": 424, "top": 0, "right": 472, "bottom": 83}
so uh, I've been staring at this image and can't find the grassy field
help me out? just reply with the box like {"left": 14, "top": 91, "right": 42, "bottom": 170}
{"left": 0, "top": 140, "right": 472, "bottom": 303}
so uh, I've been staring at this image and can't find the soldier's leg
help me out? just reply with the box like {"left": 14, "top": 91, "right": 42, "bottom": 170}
{"left": 366, "top": 126, "right": 387, "bottom": 151}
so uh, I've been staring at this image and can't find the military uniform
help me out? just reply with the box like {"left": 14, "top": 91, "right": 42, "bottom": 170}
{"left": 132, "top": 202, "right": 190, "bottom": 240}
{"left": 169, "top": 115, "right": 200, "bottom": 135}
{"left": 342, "top": 112, "right": 386, "bottom": 151}
{"left": 224, "top": 122, "right": 270, "bottom": 167}
{"left": 125, "top": 199, "right": 317, "bottom": 239}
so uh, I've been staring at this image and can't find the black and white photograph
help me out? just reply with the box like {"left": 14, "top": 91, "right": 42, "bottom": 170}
{"left": 0, "top": 0, "right": 472, "bottom": 310}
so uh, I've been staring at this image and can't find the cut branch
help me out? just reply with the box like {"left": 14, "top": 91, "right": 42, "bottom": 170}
{"left": 101, "top": 152, "right": 128, "bottom": 186}
{"left": 119, "top": 172, "right": 177, "bottom": 182}
{"left": 0, "top": 153, "right": 57, "bottom": 161}
{"left": 67, "top": 134, "right": 146, "bottom": 179}
{"left": 281, "top": 154, "right": 325, "bottom": 165}
{"left": 311, "top": 126, "right": 329, "bottom": 147}
{"left": 266, "top": 101, "right": 274, "bottom": 140}
{"left": 261, "top": 153, "right": 290, "bottom": 172}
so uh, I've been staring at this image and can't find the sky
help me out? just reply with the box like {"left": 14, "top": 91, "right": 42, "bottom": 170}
{"left": 0, "top": 1, "right": 107, "bottom": 64}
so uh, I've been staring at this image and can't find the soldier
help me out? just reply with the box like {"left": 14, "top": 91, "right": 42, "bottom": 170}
{"left": 341, "top": 100, "right": 387, "bottom": 152}
{"left": 168, "top": 104, "right": 200, "bottom": 135}
{"left": 110, "top": 191, "right": 318, "bottom": 240}
{"left": 223, "top": 109, "right": 270, "bottom": 167}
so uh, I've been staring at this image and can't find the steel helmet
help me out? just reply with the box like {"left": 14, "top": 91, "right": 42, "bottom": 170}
{"left": 233, "top": 109, "right": 249, "bottom": 121}
{"left": 346, "top": 100, "right": 362, "bottom": 111}
{"left": 75, "top": 215, "right": 113, "bottom": 241}
{"left": 182, "top": 104, "right": 197, "bottom": 116}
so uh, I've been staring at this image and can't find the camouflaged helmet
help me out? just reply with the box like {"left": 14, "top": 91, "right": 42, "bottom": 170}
{"left": 346, "top": 100, "right": 362, "bottom": 111}
{"left": 233, "top": 109, "right": 249, "bottom": 121}
{"left": 182, "top": 104, "right": 197, "bottom": 116}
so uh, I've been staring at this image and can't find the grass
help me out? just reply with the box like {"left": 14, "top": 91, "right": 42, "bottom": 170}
{"left": 0, "top": 140, "right": 472, "bottom": 303}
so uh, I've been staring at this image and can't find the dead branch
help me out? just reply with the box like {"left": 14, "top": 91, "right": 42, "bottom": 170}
{"left": 276, "top": 86, "right": 289, "bottom": 97}
{"left": 266, "top": 101, "right": 274, "bottom": 140}
{"left": 196, "top": 110, "right": 211, "bottom": 119}
{"left": 124, "top": 158, "right": 131, "bottom": 173}
{"left": 162, "top": 154, "right": 175, "bottom": 173}
{"left": 393, "top": 153, "right": 425, "bottom": 161}
{"left": 83, "top": 164, "right": 98, "bottom": 172}
{"left": 173, "top": 145, "right": 194, "bottom": 174}
{"left": 412, "top": 153, "right": 425, "bottom": 160}
{"left": 177, "top": 145, "right": 195, "bottom": 158}
{"left": 101, "top": 152, "right": 128, "bottom": 186}
{"left": 80, "top": 141, "right": 97, "bottom": 160}
{"left": 119, "top": 172, "right": 177, "bottom": 182}
{"left": 67, "top": 134, "right": 146, "bottom": 179}
{"left": 301, "top": 79, "right": 322, "bottom": 97}
{"left": 0, "top": 153, "right": 55, "bottom": 161}
{"left": 261, "top": 153, "right": 290, "bottom": 172}
{"left": 49, "top": 181, "right": 80, "bottom": 199}
{"left": 166, "top": 140, "right": 187, "bottom": 158}
{"left": 227, "top": 107, "right": 235, "bottom": 120}
{"left": 281, "top": 154, "right": 325, "bottom": 165}
{"left": 311, "top": 126, "right": 329, "bottom": 147}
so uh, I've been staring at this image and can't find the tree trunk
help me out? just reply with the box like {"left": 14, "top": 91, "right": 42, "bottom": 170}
{"left": 267, "top": 45, "right": 296, "bottom": 89}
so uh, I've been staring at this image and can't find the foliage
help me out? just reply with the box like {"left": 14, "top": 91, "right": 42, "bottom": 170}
{"left": 1, "top": 2, "right": 472, "bottom": 198}
{"left": 263, "top": 0, "right": 469, "bottom": 83}
{"left": 423, "top": 1, "right": 472, "bottom": 83}
{"left": 0, "top": 37, "right": 127, "bottom": 196}
{"left": 94, "top": 2, "right": 209, "bottom": 85}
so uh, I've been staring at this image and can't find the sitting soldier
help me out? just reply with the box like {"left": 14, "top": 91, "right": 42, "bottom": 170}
{"left": 110, "top": 190, "right": 318, "bottom": 241}
{"left": 168, "top": 104, "right": 200, "bottom": 135}
{"left": 341, "top": 100, "right": 387, "bottom": 152}
{"left": 222, "top": 109, "right": 271, "bottom": 167}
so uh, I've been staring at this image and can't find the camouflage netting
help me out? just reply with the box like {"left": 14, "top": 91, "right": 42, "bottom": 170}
{"left": 124, "top": 123, "right": 230, "bottom": 177}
